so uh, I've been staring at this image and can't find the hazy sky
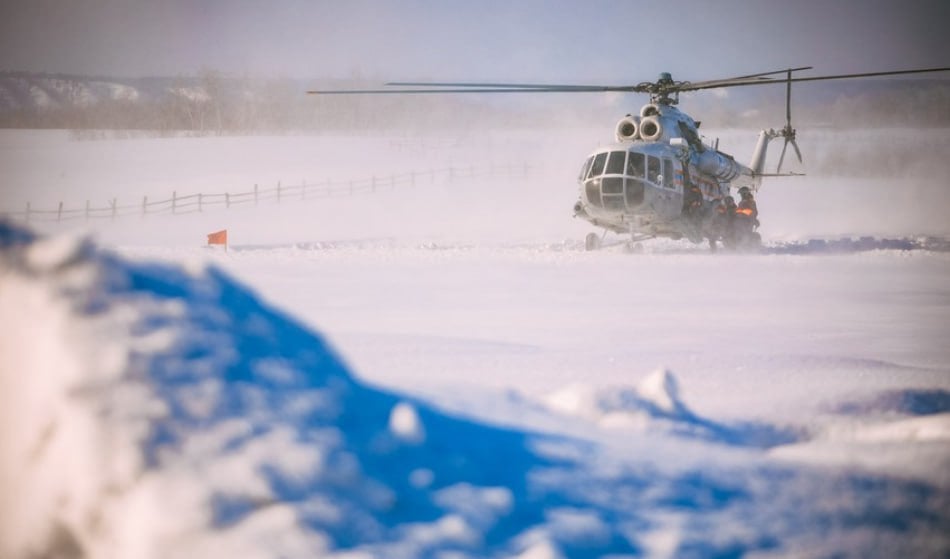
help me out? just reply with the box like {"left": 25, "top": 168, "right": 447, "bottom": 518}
{"left": 0, "top": 0, "right": 948, "bottom": 83}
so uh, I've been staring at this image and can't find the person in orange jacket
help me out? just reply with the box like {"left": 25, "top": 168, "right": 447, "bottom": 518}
{"left": 735, "top": 186, "right": 759, "bottom": 227}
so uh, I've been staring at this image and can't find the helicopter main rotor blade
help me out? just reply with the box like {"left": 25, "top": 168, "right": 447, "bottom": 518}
{"left": 314, "top": 67, "right": 817, "bottom": 96}
{"left": 719, "top": 66, "right": 813, "bottom": 82}
{"left": 683, "top": 66, "right": 814, "bottom": 91}
{"left": 681, "top": 66, "right": 950, "bottom": 93}
{"left": 308, "top": 66, "right": 950, "bottom": 96}
{"left": 307, "top": 84, "right": 646, "bottom": 94}
{"left": 386, "top": 81, "right": 639, "bottom": 90}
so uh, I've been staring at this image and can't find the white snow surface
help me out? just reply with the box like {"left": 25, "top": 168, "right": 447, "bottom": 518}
{"left": 2, "top": 128, "right": 950, "bottom": 558}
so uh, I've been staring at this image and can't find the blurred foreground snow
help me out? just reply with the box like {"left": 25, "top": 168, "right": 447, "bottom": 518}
{"left": 2, "top": 222, "right": 949, "bottom": 558}
{"left": 2, "top": 126, "right": 950, "bottom": 557}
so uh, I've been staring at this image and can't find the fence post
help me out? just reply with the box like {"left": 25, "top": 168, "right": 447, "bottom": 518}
{"left": 225, "top": 192, "right": 230, "bottom": 209}
{"left": 301, "top": 179, "right": 306, "bottom": 201}
{"left": 142, "top": 196, "right": 147, "bottom": 216}
{"left": 57, "top": 202, "right": 63, "bottom": 223}
{"left": 85, "top": 200, "right": 90, "bottom": 222}
{"left": 371, "top": 175, "right": 376, "bottom": 192}
{"left": 25, "top": 202, "right": 30, "bottom": 224}
{"left": 277, "top": 181, "right": 282, "bottom": 203}
{"left": 172, "top": 191, "right": 177, "bottom": 214}
{"left": 110, "top": 198, "right": 117, "bottom": 221}
{"left": 198, "top": 193, "right": 203, "bottom": 213}
{"left": 254, "top": 184, "right": 259, "bottom": 205}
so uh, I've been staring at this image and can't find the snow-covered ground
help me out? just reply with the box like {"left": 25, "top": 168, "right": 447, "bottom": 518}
{"left": 2, "top": 127, "right": 949, "bottom": 557}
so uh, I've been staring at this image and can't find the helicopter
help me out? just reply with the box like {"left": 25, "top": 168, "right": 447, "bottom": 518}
{"left": 308, "top": 65, "right": 950, "bottom": 251}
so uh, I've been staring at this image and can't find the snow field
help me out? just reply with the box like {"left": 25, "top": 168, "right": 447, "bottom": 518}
{"left": 2, "top": 127, "right": 950, "bottom": 557}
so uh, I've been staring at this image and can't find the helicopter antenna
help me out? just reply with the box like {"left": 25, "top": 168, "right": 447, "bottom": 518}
{"left": 777, "top": 69, "right": 803, "bottom": 173}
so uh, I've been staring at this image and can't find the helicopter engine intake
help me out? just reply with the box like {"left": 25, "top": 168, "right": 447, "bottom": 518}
{"left": 615, "top": 116, "right": 640, "bottom": 141}
{"left": 639, "top": 116, "right": 663, "bottom": 142}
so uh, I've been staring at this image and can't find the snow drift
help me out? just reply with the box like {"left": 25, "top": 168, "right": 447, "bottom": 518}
{"left": 2, "top": 221, "right": 949, "bottom": 558}
{"left": 542, "top": 370, "right": 797, "bottom": 448}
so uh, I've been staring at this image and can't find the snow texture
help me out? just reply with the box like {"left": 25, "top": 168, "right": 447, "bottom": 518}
{"left": 2, "top": 221, "right": 949, "bottom": 558}
{"left": 2, "top": 125, "right": 950, "bottom": 558}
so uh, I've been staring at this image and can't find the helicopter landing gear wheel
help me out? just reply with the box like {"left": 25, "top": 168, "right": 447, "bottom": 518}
{"left": 624, "top": 242, "right": 644, "bottom": 254}
{"left": 585, "top": 232, "right": 601, "bottom": 251}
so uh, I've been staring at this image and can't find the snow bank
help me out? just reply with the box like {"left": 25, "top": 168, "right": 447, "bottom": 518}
{"left": 770, "top": 412, "right": 950, "bottom": 488}
{"left": 543, "top": 369, "right": 798, "bottom": 449}
{"left": 2, "top": 222, "right": 949, "bottom": 558}
{"left": 544, "top": 369, "right": 690, "bottom": 427}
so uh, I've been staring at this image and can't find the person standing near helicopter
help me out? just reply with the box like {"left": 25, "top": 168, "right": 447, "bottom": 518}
{"left": 710, "top": 195, "right": 737, "bottom": 249}
{"left": 733, "top": 186, "right": 760, "bottom": 246}
{"left": 681, "top": 181, "right": 705, "bottom": 243}
{"left": 736, "top": 187, "right": 758, "bottom": 223}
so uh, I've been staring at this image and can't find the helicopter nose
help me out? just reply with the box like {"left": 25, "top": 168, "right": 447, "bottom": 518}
{"left": 584, "top": 176, "right": 645, "bottom": 210}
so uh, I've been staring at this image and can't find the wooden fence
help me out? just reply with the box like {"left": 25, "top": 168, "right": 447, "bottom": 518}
{"left": 3, "top": 163, "right": 530, "bottom": 224}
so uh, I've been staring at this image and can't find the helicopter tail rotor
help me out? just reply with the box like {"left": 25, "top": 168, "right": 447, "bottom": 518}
{"left": 777, "top": 135, "right": 803, "bottom": 173}
{"left": 776, "top": 70, "right": 803, "bottom": 173}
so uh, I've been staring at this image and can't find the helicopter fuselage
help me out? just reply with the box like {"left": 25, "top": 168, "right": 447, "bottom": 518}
{"left": 573, "top": 102, "right": 759, "bottom": 242}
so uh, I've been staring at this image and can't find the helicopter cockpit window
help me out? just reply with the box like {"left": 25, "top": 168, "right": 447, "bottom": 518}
{"left": 585, "top": 178, "right": 601, "bottom": 207}
{"left": 647, "top": 155, "right": 661, "bottom": 183}
{"left": 579, "top": 156, "right": 594, "bottom": 181}
{"left": 601, "top": 177, "right": 625, "bottom": 210}
{"left": 625, "top": 178, "right": 644, "bottom": 207}
{"left": 605, "top": 151, "right": 626, "bottom": 175}
{"left": 626, "top": 152, "right": 644, "bottom": 178}
{"left": 588, "top": 152, "right": 607, "bottom": 178}
{"left": 663, "top": 159, "right": 674, "bottom": 189}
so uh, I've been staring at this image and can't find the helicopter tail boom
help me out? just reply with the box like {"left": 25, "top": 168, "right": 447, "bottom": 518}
{"left": 749, "top": 129, "right": 777, "bottom": 188}
{"left": 696, "top": 149, "right": 746, "bottom": 182}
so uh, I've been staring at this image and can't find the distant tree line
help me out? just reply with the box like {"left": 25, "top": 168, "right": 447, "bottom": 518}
{"left": 1, "top": 70, "right": 947, "bottom": 134}
{"left": 0, "top": 70, "right": 554, "bottom": 135}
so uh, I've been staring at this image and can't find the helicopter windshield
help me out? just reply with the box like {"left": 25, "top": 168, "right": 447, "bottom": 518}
{"left": 627, "top": 152, "right": 644, "bottom": 178}
{"left": 648, "top": 156, "right": 661, "bottom": 183}
{"left": 587, "top": 152, "right": 607, "bottom": 179}
{"left": 585, "top": 151, "right": 629, "bottom": 180}
{"left": 582, "top": 149, "right": 646, "bottom": 212}
{"left": 605, "top": 151, "right": 626, "bottom": 175}
{"left": 578, "top": 157, "right": 593, "bottom": 181}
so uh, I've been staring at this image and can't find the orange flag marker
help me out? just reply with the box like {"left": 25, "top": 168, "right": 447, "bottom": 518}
{"left": 207, "top": 229, "right": 228, "bottom": 249}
